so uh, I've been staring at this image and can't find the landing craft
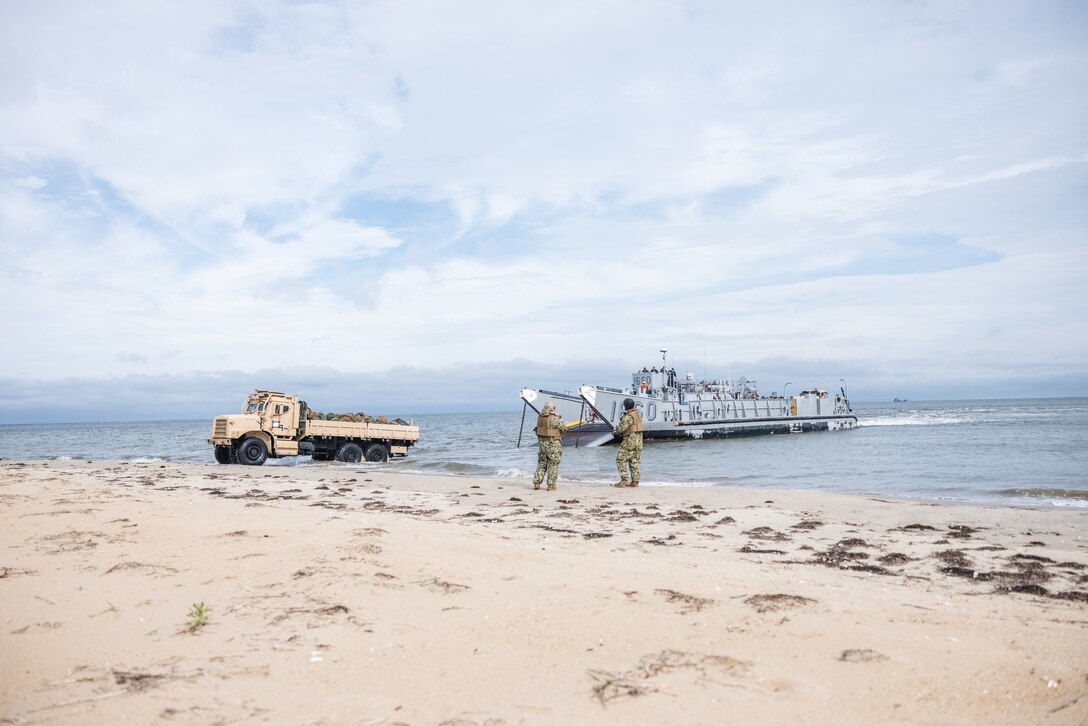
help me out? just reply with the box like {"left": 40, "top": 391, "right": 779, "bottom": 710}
{"left": 519, "top": 352, "right": 857, "bottom": 447}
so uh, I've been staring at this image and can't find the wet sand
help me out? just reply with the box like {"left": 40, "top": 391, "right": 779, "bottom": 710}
{"left": 1, "top": 459, "right": 1086, "bottom": 724}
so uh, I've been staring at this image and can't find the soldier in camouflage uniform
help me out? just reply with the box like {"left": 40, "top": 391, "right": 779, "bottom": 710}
{"left": 614, "top": 398, "right": 643, "bottom": 487}
{"left": 532, "top": 402, "right": 564, "bottom": 491}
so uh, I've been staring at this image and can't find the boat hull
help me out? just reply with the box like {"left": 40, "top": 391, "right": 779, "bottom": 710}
{"left": 634, "top": 415, "right": 856, "bottom": 440}
{"left": 520, "top": 382, "right": 858, "bottom": 447}
{"left": 580, "top": 384, "right": 857, "bottom": 442}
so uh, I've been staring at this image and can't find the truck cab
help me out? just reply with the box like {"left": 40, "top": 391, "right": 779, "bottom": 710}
{"left": 244, "top": 391, "right": 303, "bottom": 442}
{"left": 209, "top": 390, "right": 304, "bottom": 463}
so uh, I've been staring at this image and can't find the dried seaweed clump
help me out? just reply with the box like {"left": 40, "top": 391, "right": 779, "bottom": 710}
{"left": 744, "top": 593, "right": 816, "bottom": 613}
{"left": 655, "top": 588, "right": 714, "bottom": 613}
{"left": 742, "top": 526, "right": 790, "bottom": 542}
{"left": 839, "top": 649, "right": 887, "bottom": 663}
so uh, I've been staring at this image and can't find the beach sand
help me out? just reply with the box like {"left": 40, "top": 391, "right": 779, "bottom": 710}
{"left": 1, "top": 459, "right": 1086, "bottom": 725}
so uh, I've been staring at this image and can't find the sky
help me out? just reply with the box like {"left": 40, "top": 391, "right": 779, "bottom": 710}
{"left": 1, "top": 0, "right": 1086, "bottom": 423}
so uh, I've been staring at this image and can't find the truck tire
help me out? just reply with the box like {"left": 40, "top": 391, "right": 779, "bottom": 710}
{"left": 336, "top": 442, "right": 363, "bottom": 463}
{"left": 237, "top": 437, "right": 268, "bottom": 466}
{"left": 214, "top": 445, "right": 232, "bottom": 465}
{"left": 364, "top": 443, "right": 388, "bottom": 462}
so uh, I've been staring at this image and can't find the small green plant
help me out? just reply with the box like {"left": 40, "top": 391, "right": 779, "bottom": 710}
{"left": 185, "top": 602, "right": 211, "bottom": 632}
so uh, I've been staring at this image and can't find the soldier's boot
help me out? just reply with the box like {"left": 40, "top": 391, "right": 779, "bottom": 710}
{"left": 613, "top": 480, "right": 631, "bottom": 488}
{"left": 547, "top": 485, "right": 557, "bottom": 491}
{"left": 533, "top": 481, "right": 541, "bottom": 490}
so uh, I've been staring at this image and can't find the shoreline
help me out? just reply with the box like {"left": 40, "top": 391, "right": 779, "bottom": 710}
{"left": 2, "top": 459, "right": 1087, "bottom": 724}
{"left": 10, "top": 455, "right": 1088, "bottom": 512}
{"left": 3, "top": 395, "right": 1087, "bottom": 510}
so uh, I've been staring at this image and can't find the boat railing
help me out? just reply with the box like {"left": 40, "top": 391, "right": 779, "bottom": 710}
{"left": 537, "top": 388, "right": 582, "bottom": 399}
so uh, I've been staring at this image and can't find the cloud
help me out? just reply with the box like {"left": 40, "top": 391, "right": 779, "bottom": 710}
{"left": 0, "top": 1, "right": 1085, "bottom": 416}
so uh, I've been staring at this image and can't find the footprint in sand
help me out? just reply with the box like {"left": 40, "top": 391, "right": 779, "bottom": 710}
{"left": 588, "top": 649, "right": 750, "bottom": 705}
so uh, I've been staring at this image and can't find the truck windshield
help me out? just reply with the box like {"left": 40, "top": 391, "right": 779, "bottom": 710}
{"left": 244, "top": 401, "right": 268, "bottom": 414}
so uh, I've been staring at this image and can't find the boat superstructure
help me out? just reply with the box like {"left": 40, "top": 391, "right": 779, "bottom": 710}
{"left": 519, "top": 353, "right": 857, "bottom": 447}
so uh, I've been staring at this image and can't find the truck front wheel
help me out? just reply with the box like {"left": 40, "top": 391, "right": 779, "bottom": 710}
{"left": 336, "top": 443, "right": 363, "bottom": 463}
{"left": 364, "top": 443, "right": 389, "bottom": 462}
{"left": 214, "top": 445, "right": 233, "bottom": 465}
{"left": 237, "top": 438, "right": 268, "bottom": 466}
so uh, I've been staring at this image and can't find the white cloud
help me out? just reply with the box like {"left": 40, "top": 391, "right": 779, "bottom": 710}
{"left": 0, "top": 0, "right": 1085, "bottom": 412}
{"left": 14, "top": 176, "right": 47, "bottom": 190}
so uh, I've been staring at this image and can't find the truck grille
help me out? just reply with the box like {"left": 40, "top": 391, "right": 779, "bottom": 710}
{"left": 213, "top": 418, "right": 228, "bottom": 438}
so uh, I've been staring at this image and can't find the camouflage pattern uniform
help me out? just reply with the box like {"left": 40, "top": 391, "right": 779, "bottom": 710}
{"left": 615, "top": 407, "right": 643, "bottom": 487}
{"left": 533, "top": 404, "right": 563, "bottom": 491}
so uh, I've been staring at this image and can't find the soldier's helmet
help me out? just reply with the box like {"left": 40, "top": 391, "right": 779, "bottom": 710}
{"left": 623, "top": 398, "right": 635, "bottom": 410}
{"left": 542, "top": 403, "right": 555, "bottom": 414}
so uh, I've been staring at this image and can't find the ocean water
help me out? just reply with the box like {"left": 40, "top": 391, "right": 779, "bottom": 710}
{"left": 1, "top": 398, "right": 1086, "bottom": 509}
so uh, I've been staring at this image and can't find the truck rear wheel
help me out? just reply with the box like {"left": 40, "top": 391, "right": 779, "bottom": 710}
{"left": 336, "top": 443, "right": 363, "bottom": 463}
{"left": 364, "top": 443, "right": 388, "bottom": 462}
{"left": 214, "top": 445, "right": 233, "bottom": 464}
{"left": 237, "top": 438, "right": 268, "bottom": 466}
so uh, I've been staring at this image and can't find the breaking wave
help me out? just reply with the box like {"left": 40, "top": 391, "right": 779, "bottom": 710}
{"left": 859, "top": 415, "right": 962, "bottom": 427}
{"left": 996, "top": 488, "right": 1088, "bottom": 507}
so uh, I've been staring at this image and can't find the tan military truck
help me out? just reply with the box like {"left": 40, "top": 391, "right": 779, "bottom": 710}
{"left": 208, "top": 390, "right": 420, "bottom": 465}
